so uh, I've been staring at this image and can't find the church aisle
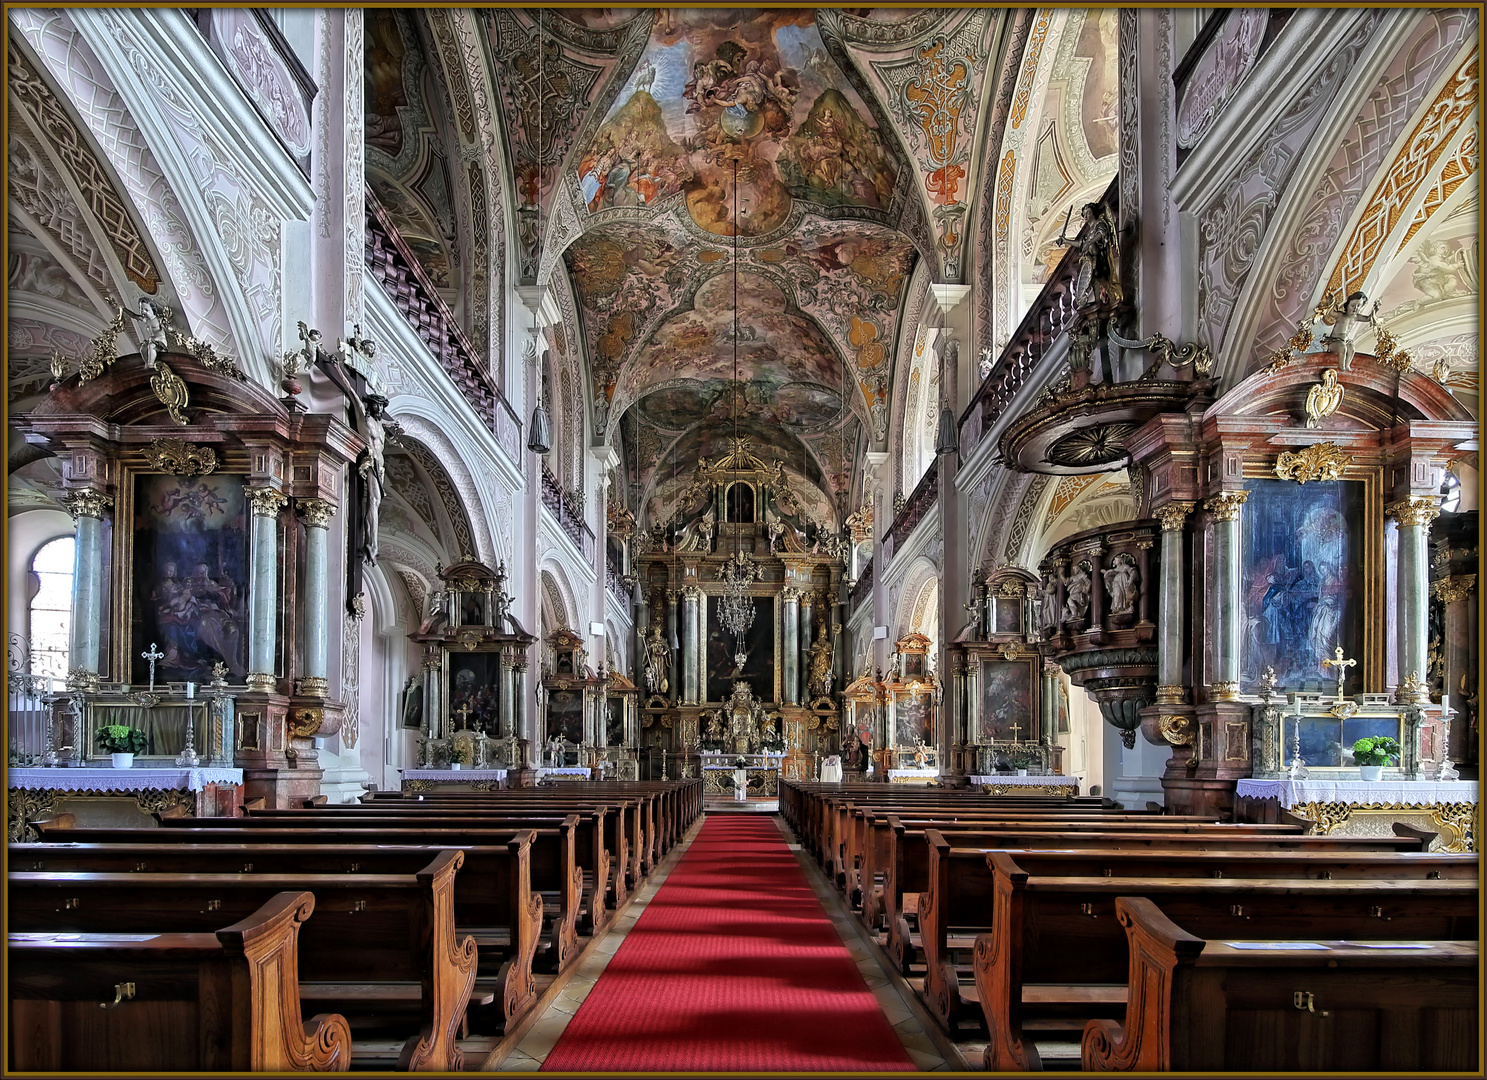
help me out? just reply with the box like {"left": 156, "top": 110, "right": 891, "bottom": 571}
{"left": 534, "top": 815, "right": 920, "bottom": 1072}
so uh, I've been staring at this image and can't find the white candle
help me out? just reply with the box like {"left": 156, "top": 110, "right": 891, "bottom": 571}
{"left": 185, "top": 682, "right": 196, "bottom": 699}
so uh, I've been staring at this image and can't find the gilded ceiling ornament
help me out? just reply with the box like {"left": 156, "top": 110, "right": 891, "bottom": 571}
{"left": 149, "top": 360, "right": 190, "bottom": 426}
{"left": 1274, "top": 443, "right": 1348, "bottom": 484}
{"left": 1204, "top": 491, "right": 1249, "bottom": 521}
{"left": 1304, "top": 368, "right": 1345, "bottom": 427}
{"left": 144, "top": 438, "right": 217, "bottom": 476}
{"left": 1046, "top": 423, "right": 1137, "bottom": 468}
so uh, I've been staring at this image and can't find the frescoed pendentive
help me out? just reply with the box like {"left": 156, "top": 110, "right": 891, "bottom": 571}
{"left": 131, "top": 474, "right": 250, "bottom": 684}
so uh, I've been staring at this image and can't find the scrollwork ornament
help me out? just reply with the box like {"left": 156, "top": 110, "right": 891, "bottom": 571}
{"left": 144, "top": 438, "right": 218, "bottom": 476}
{"left": 61, "top": 489, "right": 114, "bottom": 521}
{"left": 1158, "top": 714, "right": 1193, "bottom": 746}
{"left": 149, "top": 359, "right": 190, "bottom": 425}
{"left": 1274, "top": 443, "right": 1348, "bottom": 484}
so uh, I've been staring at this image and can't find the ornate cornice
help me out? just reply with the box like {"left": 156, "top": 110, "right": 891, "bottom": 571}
{"left": 245, "top": 486, "right": 289, "bottom": 518}
{"left": 1385, "top": 496, "right": 1441, "bottom": 529}
{"left": 1204, "top": 491, "right": 1248, "bottom": 522}
{"left": 62, "top": 488, "right": 114, "bottom": 521}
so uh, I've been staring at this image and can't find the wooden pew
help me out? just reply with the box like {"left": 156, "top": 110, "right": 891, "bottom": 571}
{"left": 9, "top": 890, "right": 352, "bottom": 1072}
{"left": 8, "top": 849, "right": 499, "bottom": 1070}
{"left": 968, "top": 849, "right": 1479, "bottom": 1070}
{"left": 1082, "top": 896, "right": 1478, "bottom": 1071}
{"left": 46, "top": 809, "right": 621, "bottom": 934}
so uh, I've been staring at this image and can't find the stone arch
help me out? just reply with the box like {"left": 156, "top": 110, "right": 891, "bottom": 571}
{"left": 385, "top": 436, "right": 478, "bottom": 561}
{"left": 539, "top": 566, "right": 576, "bottom": 638}
{"left": 387, "top": 409, "right": 500, "bottom": 566}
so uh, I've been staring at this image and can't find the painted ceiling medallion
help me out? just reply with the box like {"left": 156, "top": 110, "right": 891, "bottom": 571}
{"left": 1046, "top": 423, "right": 1136, "bottom": 468}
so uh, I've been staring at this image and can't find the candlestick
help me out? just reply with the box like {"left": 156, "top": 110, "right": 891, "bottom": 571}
{"left": 176, "top": 702, "right": 201, "bottom": 766}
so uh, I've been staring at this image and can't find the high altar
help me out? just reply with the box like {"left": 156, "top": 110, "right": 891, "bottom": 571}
{"left": 616, "top": 437, "right": 848, "bottom": 784}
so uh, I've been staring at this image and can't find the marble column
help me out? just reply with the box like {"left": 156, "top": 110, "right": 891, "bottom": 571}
{"left": 1388, "top": 496, "right": 1440, "bottom": 697}
{"left": 246, "top": 487, "right": 289, "bottom": 693}
{"left": 800, "top": 590, "right": 815, "bottom": 699}
{"left": 61, "top": 489, "right": 113, "bottom": 682}
{"left": 1154, "top": 502, "right": 1194, "bottom": 703}
{"left": 512, "top": 661, "right": 528, "bottom": 750}
{"left": 421, "top": 652, "right": 442, "bottom": 752}
{"left": 1204, "top": 491, "right": 1247, "bottom": 700}
{"left": 499, "top": 645, "right": 517, "bottom": 738}
{"left": 681, "top": 586, "right": 701, "bottom": 704}
{"left": 296, "top": 499, "right": 335, "bottom": 696}
{"left": 782, "top": 587, "right": 800, "bottom": 705}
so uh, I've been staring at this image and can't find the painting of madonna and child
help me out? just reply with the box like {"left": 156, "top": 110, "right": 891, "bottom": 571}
{"left": 1241, "top": 478, "right": 1364, "bottom": 693}
{"left": 131, "top": 474, "right": 250, "bottom": 685}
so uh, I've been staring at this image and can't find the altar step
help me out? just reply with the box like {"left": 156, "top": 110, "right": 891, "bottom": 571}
{"left": 705, "top": 797, "right": 779, "bottom": 814}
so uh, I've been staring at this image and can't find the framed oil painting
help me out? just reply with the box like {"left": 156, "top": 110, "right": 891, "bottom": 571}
{"left": 706, "top": 595, "right": 774, "bottom": 703}
{"left": 1241, "top": 478, "right": 1364, "bottom": 692}
{"left": 894, "top": 693, "right": 930, "bottom": 746}
{"left": 131, "top": 473, "right": 249, "bottom": 683}
{"left": 547, "top": 688, "right": 584, "bottom": 745}
{"left": 605, "top": 696, "right": 625, "bottom": 746}
{"left": 979, "top": 658, "right": 1036, "bottom": 742}
{"left": 448, "top": 652, "right": 500, "bottom": 734}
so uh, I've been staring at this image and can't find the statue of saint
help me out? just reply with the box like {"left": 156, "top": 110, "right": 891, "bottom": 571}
{"left": 1101, "top": 555, "right": 1140, "bottom": 617}
{"left": 1058, "top": 202, "right": 1122, "bottom": 311}
{"left": 808, "top": 636, "right": 832, "bottom": 699}
{"left": 643, "top": 624, "right": 671, "bottom": 696}
{"left": 355, "top": 393, "right": 390, "bottom": 565}
{"left": 1064, "top": 564, "right": 1092, "bottom": 623}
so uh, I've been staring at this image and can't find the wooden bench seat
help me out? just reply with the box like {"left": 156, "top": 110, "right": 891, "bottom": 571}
{"left": 8, "top": 851, "right": 492, "bottom": 1070}
{"left": 8, "top": 890, "right": 351, "bottom": 1072}
{"left": 1082, "top": 896, "right": 1478, "bottom": 1071}
{"left": 969, "top": 851, "right": 1479, "bottom": 1070}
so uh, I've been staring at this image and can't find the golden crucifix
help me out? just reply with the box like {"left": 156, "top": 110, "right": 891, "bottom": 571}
{"left": 453, "top": 702, "right": 472, "bottom": 730}
{"left": 1321, "top": 645, "right": 1357, "bottom": 703}
{"left": 1007, "top": 719, "right": 1024, "bottom": 743}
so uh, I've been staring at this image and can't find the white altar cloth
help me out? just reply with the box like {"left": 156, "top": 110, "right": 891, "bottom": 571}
{"left": 970, "top": 774, "right": 1079, "bottom": 789}
{"left": 820, "top": 756, "right": 843, "bottom": 783}
{"left": 1235, "top": 778, "right": 1478, "bottom": 808}
{"left": 887, "top": 768, "right": 940, "bottom": 783}
{"left": 401, "top": 768, "right": 508, "bottom": 784}
{"left": 8, "top": 766, "right": 242, "bottom": 793}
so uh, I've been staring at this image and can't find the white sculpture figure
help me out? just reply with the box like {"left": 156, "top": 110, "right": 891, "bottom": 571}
{"left": 732, "top": 756, "right": 748, "bottom": 802}
{"left": 1063, "top": 563, "right": 1092, "bottom": 622}
{"left": 353, "top": 393, "right": 390, "bottom": 565}
{"left": 1321, "top": 291, "right": 1375, "bottom": 371}
{"left": 133, "top": 298, "right": 168, "bottom": 369}
{"left": 1101, "top": 554, "right": 1140, "bottom": 616}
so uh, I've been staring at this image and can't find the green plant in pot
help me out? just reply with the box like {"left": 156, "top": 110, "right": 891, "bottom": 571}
{"left": 448, "top": 743, "right": 472, "bottom": 770}
{"left": 1006, "top": 749, "right": 1036, "bottom": 775}
{"left": 96, "top": 724, "right": 148, "bottom": 768}
{"left": 1351, "top": 735, "right": 1400, "bottom": 780}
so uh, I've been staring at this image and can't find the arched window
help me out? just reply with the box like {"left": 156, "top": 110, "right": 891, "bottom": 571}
{"left": 725, "top": 482, "right": 755, "bottom": 523}
{"left": 28, "top": 536, "right": 74, "bottom": 681}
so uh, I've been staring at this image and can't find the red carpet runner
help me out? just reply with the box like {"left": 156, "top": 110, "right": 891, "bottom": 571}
{"left": 541, "top": 816, "right": 916, "bottom": 1072}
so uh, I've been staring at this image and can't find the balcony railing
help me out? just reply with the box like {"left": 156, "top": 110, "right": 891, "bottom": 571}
{"left": 542, "top": 465, "right": 594, "bottom": 559}
{"left": 960, "top": 178, "right": 1117, "bottom": 454}
{"left": 365, "top": 187, "right": 522, "bottom": 460}
{"left": 605, "top": 554, "right": 630, "bottom": 611}
{"left": 886, "top": 458, "right": 938, "bottom": 557}
{"left": 849, "top": 556, "right": 875, "bottom": 611}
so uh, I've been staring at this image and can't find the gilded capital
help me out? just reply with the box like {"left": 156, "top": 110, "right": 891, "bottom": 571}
{"left": 62, "top": 488, "right": 114, "bottom": 521}
{"left": 1385, "top": 496, "right": 1441, "bottom": 529}
{"left": 780, "top": 585, "right": 802, "bottom": 603}
{"left": 681, "top": 584, "right": 704, "bottom": 602}
{"left": 65, "top": 668, "right": 101, "bottom": 693}
{"left": 1431, "top": 574, "right": 1476, "bottom": 604}
{"left": 1204, "top": 491, "right": 1248, "bottom": 522}
{"left": 1153, "top": 501, "right": 1194, "bottom": 533}
{"left": 246, "top": 486, "right": 289, "bottom": 518}
{"left": 296, "top": 497, "right": 336, "bottom": 529}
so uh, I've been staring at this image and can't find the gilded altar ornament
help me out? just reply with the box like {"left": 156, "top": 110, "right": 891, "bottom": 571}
{"left": 1158, "top": 713, "right": 1193, "bottom": 746}
{"left": 1304, "top": 368, "right": 1344, "bottom": 427}
{"left": 1274, "top": 442, "right": 1348, "bottom": 484}
{"left": 1371, "top": 325, "right": 1413, "bottom": 373}
{"left": 290, "top": 708, "right": 324, "bottom": 738}
{"left": 150, "top": 360, "right": 190, "bottom": 425}
{"left": 78, "top": 300, "right": 129, "bottom": 383}
{"left": 144, "top": 438, "right": 217, "bottom": 476}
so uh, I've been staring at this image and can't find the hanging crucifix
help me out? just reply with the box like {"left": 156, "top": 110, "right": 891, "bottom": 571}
{"left": 1321, "top": 645, "right": 1357, "bottom": 704}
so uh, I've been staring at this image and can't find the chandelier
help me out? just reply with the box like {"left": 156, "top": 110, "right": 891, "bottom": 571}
{"left": 719, "top": 550, "right": 759, "bottom": 668}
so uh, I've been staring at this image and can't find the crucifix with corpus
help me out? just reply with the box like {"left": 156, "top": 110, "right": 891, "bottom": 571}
{"left": 141, "top": 642, "right": 165, "bottom": 692}
{"left": 1321, "top": 645, "right": 1357, "bottom": 704}
{"left": 453, "top": 702, "right": 472, "bottom": 731}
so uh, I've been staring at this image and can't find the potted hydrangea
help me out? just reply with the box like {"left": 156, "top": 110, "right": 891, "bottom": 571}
{"left": 1006, "top": 749, "right": 1036, "bottom": 777}
{"left": 95, "top": 724, "right": 148, "bottom": 768}
{"left": 1351, "top": 735, "right": 1400, "bottom": 782}
{"left": 448, "top": 742, "right": 471, "bottom": 771}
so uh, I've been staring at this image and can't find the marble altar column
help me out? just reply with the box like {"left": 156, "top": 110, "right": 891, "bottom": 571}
{"left": 1204, "top": 492, "right": 1247, "bottom": 701}
{"left": 295, "top": 499, "right": 335, "bottom": 696}
{"left": 499, "top": 645, "right": 517, "bottom": 738}
{"left": 512, "top": 660, "right": 528, "bottom": 749}
{"left": 681, "top": 586, "right": 701, "bottom": 704}
{"left": 782, "top": 587, "right": 800, "bottom": 705}
{"left": 1389, "top": 496, "right": 1440, "bottom": 696}
{"left": 422, "top": 652, "right": 443, "bottom": 743}
{"left": 800, "top": 590, "right": 815, "bottom": 698}
{"left": 1154, "top": 502, "right": 1194, "bottom": 704}
{"left": 245, "top": 487, "right": 289, "bottom": 692}
{"left": 61, "top": 489, "right": 113, "bottom": 682}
